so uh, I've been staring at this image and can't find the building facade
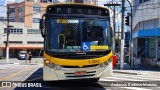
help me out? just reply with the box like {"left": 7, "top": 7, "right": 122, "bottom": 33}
{"left": 0, "top": 0, "right": 50, "bottom": 57}
{"left": 132, "top": 0, "right": 160, "bottom": 66}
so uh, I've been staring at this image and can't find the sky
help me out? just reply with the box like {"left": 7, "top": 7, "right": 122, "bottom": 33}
{"left": 0, "top": 0, "right": 7, "bottom": 17}
{"left": 0, "top": 0, "right": 131, "bottom": 17}
{"left": 0, "top": 0, "right": 123, "bottom": 17}
{"left": 0, "top": 0, "right": 131, "bottom": 32}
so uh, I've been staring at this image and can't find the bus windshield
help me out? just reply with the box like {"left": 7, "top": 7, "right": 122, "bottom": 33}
{"left": 45, "top": 17, "right": 111, "bottom": 52}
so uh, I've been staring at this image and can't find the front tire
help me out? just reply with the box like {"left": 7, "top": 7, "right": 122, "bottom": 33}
{"left": 90, "top": 78, "right": 100, "bottom": 82}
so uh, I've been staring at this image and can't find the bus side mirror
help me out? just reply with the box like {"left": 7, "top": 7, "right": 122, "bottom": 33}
{"left": 40, "top": 19, "right": 44, "bottom": 29}
{"left": 40, "top": 19, "right": 45, "bottom": 38}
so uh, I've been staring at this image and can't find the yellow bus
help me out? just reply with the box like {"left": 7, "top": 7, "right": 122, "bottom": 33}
{"left": 39, "top": 3, "right": 113, "bottom": 82}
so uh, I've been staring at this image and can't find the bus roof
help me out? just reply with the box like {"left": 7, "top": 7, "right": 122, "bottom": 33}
{"left": 46, "top": 3, "right": 110, "bottom": 13}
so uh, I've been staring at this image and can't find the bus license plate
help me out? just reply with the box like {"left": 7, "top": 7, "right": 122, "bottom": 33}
{"left": 75, "top": 71, "right": 87, "bottom": 76}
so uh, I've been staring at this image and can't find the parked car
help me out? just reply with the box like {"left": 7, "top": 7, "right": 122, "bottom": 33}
{"left": 17, "top": 51, "right": 28, "bottom": 60}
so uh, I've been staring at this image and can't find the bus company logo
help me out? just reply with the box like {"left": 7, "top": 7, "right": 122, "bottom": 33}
{"left": 2, "top": 82, "right": 12, "bottom": 87}
{"left": 1, "top": 82, "right": 42, "bottom": 87}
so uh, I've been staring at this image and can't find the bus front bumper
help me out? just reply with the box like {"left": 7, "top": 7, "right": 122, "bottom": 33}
{"left": 43, "top": 63, "right": 112, "bottom": 81}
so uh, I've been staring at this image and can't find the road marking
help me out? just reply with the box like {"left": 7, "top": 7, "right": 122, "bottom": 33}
{"left": 27, "top": 77, "right": 43, "bottom": 81}
{"left": 120, "top": 87, "right": 153, "bottom": 90}
{"left": 0, "top": 66, "right": 35, "bottom": 81}
{"left": 100, "top": 73, "right": 160, "bottom": 81}
{"left": 0, "top": 70, "right": 4, "bottom": 72}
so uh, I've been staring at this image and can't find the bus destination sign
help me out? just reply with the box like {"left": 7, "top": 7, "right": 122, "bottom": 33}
{"left": 47, "top": 6, "right": 109, "bottom": 16}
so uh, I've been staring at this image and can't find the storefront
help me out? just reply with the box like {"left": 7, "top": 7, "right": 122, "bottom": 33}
{"left": 133, "top": 28, "right": 160, "bottom": 67}
{"left": 0, "top": 44, "right": 43, "bottom": 58}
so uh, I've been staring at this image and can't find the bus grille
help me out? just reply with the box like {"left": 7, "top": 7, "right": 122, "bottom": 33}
{"left": 65, "top": 71, "right": 96, "bottom": 77}
{"left": 62, "top": 64, "right": 98, "bottom": 68}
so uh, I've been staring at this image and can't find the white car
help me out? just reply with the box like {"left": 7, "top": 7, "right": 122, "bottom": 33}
{"left": 17, "top": 51, "right": 28, "bottom": 60}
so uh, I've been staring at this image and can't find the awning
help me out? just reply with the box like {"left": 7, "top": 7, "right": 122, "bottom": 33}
{"left": 0, "top": 44, "right": 43, "bottom": 49}
{"left": 133, "top": 28, "right": 160, "bottom": 38}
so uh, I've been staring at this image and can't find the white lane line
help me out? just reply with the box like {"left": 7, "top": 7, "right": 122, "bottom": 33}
{"left": 119, "top": 87, "right": 153, "bottom": 90}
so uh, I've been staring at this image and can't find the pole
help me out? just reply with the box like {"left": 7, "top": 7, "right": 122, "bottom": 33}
{"left": 104, "top": 3, "right": 121, "bottom": 52}
{"left": 126, "top": 0, "right": 133, "bottom": 66}
{"left": 120, "top": 0, "right": 125, "bottom": 69}
{"left": 6, "top": 7, "right": 10, "bottom": 63}
{"left": 113, "top": 5, "right": 116, "bottom": 52}
{"left": 118, "top": 24, "right": 120, "bottom": 57}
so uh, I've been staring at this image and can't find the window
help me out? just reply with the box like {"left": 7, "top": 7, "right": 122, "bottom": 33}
{"left": 4, "top": 28, "right": 23, "bottom": 34}
{"left": 9, "top": 18, "right": 15, "bottom": 22}
{"left": 3, "top": 41, "right": 22, "bottom": 44}
{"left": 154, "top": 18, "right": 159, "bottom": 28}
{"left": 139, "top": 0, "right": 143, "bottom": 4}
{"left": 18, "top": 6, "right": 23, "bottom": 12}
{"left": 33, "top": 5, "right": 41, "bottom": 13}
{"left": 75, "top": 0, "right": 83, "bottom": 3}
{"left": 27, "top": 29, "right": 40, "bottom": 34}
{"left": 32, "top": 18, "right": 40, "bottom": 23}
{"left": 139, "top": 22, "right": 143, "bottom": 30}
{"left": 45, "top": 18, "right": 111, "bottom": 51}
{"left": 27, "top": 41, "right": 43, "bottom": 44}
{"left": 19, "top": 17, "right": 23, "bottom": 22}
{"left": 139, "top": 0, "right": 150, "bottom": 4}
{"left": 40, "top": 0, "right": 47, "bottom": 3}
{"left": 144, "top": 0, "right": 150, "bottom": 2}
{"left": 67, "top": 0, "right": 73, "bottom": 2}
{"left": 143, "top": 20, "right": 154, "bottom": 30}
{"left": 9, "top": 7, "right": 15, "bottom": 13}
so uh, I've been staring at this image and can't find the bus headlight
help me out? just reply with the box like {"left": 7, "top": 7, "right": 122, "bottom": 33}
{"left": 108, "top": 58, "right": 112, "bottom": 62}
{"left": 99, "top": 63, "right": 104, "bottom": 68}
{"left": 104, "top": 61, "right": 109, "bottom": 65}
{"left": 104, "top": 58, "right": 112, "bottom": 66}
{"left": 48, "top": 63, "right": 55, "bottom": 68}
{"left": 44, "top": 57, "right": 50, "bottom": 64}
{"left": 55, "top": 65, "right": 61, "bottom": 70}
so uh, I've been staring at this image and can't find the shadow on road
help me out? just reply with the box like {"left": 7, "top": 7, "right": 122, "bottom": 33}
{"left": 14, "top": 67, "right": 107, "bottom": 90}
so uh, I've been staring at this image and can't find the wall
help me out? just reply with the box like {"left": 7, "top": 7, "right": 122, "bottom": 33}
{"left": 132, "top": 0, "right": 160, "bottom": 30}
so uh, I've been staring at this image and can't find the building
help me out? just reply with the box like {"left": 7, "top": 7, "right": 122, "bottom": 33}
{"left": 66, "top": 0, "right": 98, "bottom": 5}
{"left": 132, "top": 0, "right": 160, "bottom": 67}
{"left": 0, "top": 0, "right": 51, "bottom": 57}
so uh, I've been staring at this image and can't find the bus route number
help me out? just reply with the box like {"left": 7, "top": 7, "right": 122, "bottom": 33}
{"left": 89, "top": 60, "right": 99, "bottom": 64}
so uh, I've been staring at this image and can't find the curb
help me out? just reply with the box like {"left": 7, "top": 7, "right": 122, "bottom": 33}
{"left": 0, "top": 62, "right": 43, "bottom": 65}
{"left": 113, "top": 71, "right": 141, "bottom": 75}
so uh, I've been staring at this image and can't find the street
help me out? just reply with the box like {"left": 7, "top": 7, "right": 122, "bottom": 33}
{"left": 0, "top": 58, "right": 159, "bottom": 90}
{"left": 1, "top": 0, "right": 160, "bottom": 90}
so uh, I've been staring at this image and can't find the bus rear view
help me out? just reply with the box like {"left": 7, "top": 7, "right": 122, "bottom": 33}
{"left": 40, "top": 4, "right": 113, "bottom": 82}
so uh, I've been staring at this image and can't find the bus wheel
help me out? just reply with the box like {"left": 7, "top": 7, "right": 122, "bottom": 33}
{"left": 89, "top": 78, "right": 99, "bottom": 82}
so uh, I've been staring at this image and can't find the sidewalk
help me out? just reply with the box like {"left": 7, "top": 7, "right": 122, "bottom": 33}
{"left": 0, "top": 58, "right": 43, "bottom": 65}
{"left": 114, "top": 63, "right": 160, "bottom": 75}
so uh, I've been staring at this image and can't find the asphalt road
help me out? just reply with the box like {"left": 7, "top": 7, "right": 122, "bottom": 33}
{"left": 0, "top": 63, "right": 159, "bottom": 90}
{"left": 0, "top": 64, "right": 109, "bottom": 90}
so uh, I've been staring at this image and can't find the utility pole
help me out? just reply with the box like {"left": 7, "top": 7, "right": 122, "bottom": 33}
{"left": 126, "top": 0, "right": 133, "bottom": 67}
{"left": 6, "top": 7, "right": 10, "bottom": 63}
{"left": 120, "top": 0, "right": 125, "bottom": 69}
{"left": 104, "top": 3, "right": 121, "bottom": 52}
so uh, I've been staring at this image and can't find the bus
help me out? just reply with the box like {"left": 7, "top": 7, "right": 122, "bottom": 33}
{"left": 39, "top": 3, "right": 113, "bottom": 82}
